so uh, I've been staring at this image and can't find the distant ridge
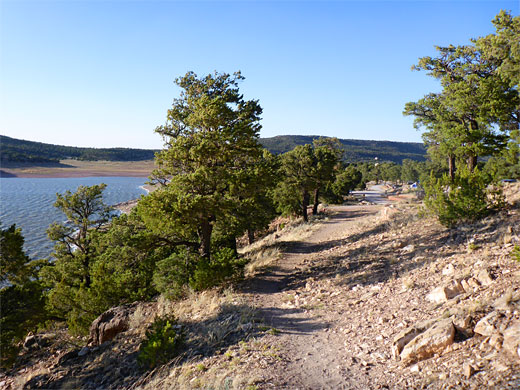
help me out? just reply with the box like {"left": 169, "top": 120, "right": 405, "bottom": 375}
{"left": 0, "top": 135, "right": 159, "bottom": 163}
{"left": 0, "top": 134, "right": 427, "bottom": 164}
{"left": 260, "top": 135, "right": 427, "bottom": 163}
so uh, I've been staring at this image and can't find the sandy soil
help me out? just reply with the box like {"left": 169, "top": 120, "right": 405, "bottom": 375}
{"left": 0, "top": 160, "right": 156, "bottom": 178}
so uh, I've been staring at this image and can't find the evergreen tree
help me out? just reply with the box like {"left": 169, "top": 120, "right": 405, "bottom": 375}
{"left": 141, "top": 71, "right": 265, "bottom": 259}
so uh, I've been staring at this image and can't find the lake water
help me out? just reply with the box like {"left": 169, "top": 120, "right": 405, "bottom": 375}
{"left": 0, "top": 177, "right": 147, "bottom": 259}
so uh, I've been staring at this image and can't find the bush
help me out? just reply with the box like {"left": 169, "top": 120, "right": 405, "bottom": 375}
{"left": 138, "top": 316, "right": 184, "bottom": 369}
{"left": 512, "top": 245, "right": 520, "bottom": 262}
{"left": 423, "top": 169, "right": 505, "bottom": 227}
{"left": 153, "top": 249, "right": 199, "bottom": 299}
{"left": 189, "top": 248, "right": 246, "bottom": 291}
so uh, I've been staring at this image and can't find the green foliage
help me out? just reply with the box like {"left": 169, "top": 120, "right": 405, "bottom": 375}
{"left": 146, "top": 71, "right": 266, "bottom": 260}
{"left": 404, "top": 11, "right": 519, "bottom": 180}
{"left": 153, "top": 249, "right": 199, "bottom": 299}
{"left": 0, "top": 224, "right": 48, "bottom": 369}
{"left": 189, "top": 248, "right": 246, "bottom": 291}
{"left": 423, "top": 169, "right": 505, "bottom": 227}
{"left": 512, "top": 245, "right": 520, "bottom": 262}
{"left": 322, "top": 165, "right": 362, "bottom": 203}
{"left": 259, "top": 135, "right": 427, "bottom": 163}
{"left": 1, "top": 224, "right": 31, "bottom": 285}
{"left": 137, "top": 316, "right": 184, "bottom": 370}
{"left": 41, "top": 184, "right": 116, "bottom": 334}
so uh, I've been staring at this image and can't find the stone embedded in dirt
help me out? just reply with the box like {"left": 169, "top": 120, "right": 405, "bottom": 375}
{"left": 401, "top": 244, "right": 415, "bottom": 253}
{"left": 474, "top": 311, "right": 500, "bottom": 337}
{"left": 467, "top": 277, "right": 481, "bottom": 289}
{"left": 502, "top": 321, "right": 520, "bottom": 360}
{"left": 426, "top": 281, "right": 465, "bottom": 304}
{"left": 453, "top": 315, "right": 474, "bottom": 337}
{"left": 400, "top": 318, "right": 456, "bottom": 365}
{"left": 88, "top": 303, "right": 137, "bottom": 346}
{"left": 442, "top": 264, "right": 455, "bottom": 276}
{"left": 476, "top": 269, "right": 494, "bottom": 286}
{"left": 464, "top": 363, "right": 476, "bottom": 379}
{"left": 23, "top": 333, "right": 53, "bottom": 351}
{"left": 392, "top": 318, "right": 437, "bottom": 359}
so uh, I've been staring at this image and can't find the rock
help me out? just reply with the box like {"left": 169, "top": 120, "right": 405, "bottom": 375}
{"left": 467, "top": 277, "right": 481, "bottom": 289}
{"left": 400, "top": 318, "right": 455, "bottom": 365}
{"left": 474, "top": 311, "right": 499, "bottom": 337}
{"left": 464, "top": 363, "right": 476, "bottom": 379}
{"left": 453, "top": 315, "right": 474, "bottom": 337}
{"left": 88, "top": 303, "right": 137, "bottom": 346}
{"left": 23, "top": 333, "right": 53, "bottom": 351}
{"left": 78, "top": 346, "right": 90, "bottom": 357}
{"left": 426, "top": 281, "right": 464, "bottom": 304}
{"left": 402, "top": 244, "right": 415, "bottom": 253}
{"left": 392, "top": 318, "right": 437, "bottom": 359}
{"left": 442, "top": 264, "right": 455, "bottom": 276}
{"left": 476, "top": 269, "right": 493, "bottom": 286}
{"left": 460, "top": 279, "right": 471, "bottom": 293}
{"left": 502, "top": 321, "right": 520, "bottom": 360}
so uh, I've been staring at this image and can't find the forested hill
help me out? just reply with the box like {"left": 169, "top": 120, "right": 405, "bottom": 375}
{"left": 0, "top": 134, "right": 426, "bottom": 164}
{"left": 0, "top": 135, "right": 159, "bottom": 163}
{"left": 260, "top": 135, "right": 427, "bottom": 163}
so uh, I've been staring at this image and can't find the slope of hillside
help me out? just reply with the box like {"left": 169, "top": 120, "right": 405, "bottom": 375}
{"left": 260, "top": 135, "right": 427, "bottom": 163}
{"left": 4, "top": 183, "right": 519, "bottom": 390}
{"left": 0, "top": 135, "right": 158, "bottom": 163}
{"left": 1, "top": 135, "right": 426, "bottom": 165}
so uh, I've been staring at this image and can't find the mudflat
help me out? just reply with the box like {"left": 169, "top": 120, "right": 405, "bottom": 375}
{"left": 0, "top": 159, "right": 156, "bottom": 178}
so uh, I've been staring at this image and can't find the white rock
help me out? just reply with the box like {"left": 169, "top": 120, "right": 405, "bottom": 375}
{"left": 476, "top": 269, "right": 493, "bottom": 286}
{"left": 442, "top": 264, "right": 455, "bottom": 276}
{"left": 474, "top": 311, "right": 499, "bottom": 337}
{"left": 400, "top": 318, "right": 455, "bottom": 365}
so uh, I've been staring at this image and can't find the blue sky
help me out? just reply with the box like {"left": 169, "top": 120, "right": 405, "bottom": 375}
{"left": 1, "top": 1, "right": 518, "bottom": 149}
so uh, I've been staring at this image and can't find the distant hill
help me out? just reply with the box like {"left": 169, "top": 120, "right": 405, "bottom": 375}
{"left": 0, "top": 135, "right": 159, "bottom": 163}
{"left": 0, "top": 134, "right": 427, "bottom": 164}
{"left": 260, "top": 135, "right": 427, "bottom": 163}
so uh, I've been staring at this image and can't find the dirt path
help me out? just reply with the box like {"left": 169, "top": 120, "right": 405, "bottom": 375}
{"left": 242, "top": 205, "right": 382, "bottom": 389}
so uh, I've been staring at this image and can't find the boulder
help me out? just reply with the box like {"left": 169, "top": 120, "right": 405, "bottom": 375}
{"left": 400, "top": 318, "right": 455, "bottom": 365}
{"left": 88, "top": 303, "right": 137, "bottom": 346}
{"left": 502, "top": 321, "right": 520, "bottom": 360}
{"left": 392, "top": 318, "right": 437, "bottom": 359}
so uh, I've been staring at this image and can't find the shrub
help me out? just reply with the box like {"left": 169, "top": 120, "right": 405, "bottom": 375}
{"left": 512, "top": 245, "right": 520, "bottom": 262}
{"left": 189, "top": 248, "right": 246, "bottom": 291}
{"left": 137, "top": 316, "right": 184, "bottom": 369}
{"left": 153, "top": 249, "right": 199, "bottom": 299}
{"left": 423, "top": 169, "right": 505, "bottom": 227}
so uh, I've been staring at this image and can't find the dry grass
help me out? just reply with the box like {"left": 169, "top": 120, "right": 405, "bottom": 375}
{"left": 240, "top": 217, "right": 323, "bottom": 276}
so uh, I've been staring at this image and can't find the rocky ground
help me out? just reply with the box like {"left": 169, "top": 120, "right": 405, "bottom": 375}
{"left": 2, "top": 184, "right": 519, "bottom": 389}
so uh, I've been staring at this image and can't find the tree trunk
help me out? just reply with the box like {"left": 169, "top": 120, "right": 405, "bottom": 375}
{"left": 302, "top": 190, "right": 310, "bottom": 222}
{"left": 467, "top": 154, "right": 477, "bottom": 172}
{"left": 448, "top": 155, "right": 456, "bottom": 181}
{"left": 247, "top": 229, "right": 255, "bottom": 245}
{"left": 312, "top": 187, "right": 320, "bottom": 215}
{"left": 199, "top": 218, "right": 213, "bottom": 260}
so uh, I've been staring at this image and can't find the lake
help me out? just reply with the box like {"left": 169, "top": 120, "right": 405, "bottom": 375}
{"left": 0, "top": 177, "right": 147, "bottom": 259}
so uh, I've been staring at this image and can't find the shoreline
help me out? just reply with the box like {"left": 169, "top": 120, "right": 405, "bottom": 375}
{"left": 0, "top": 159, "right": 155, "bottom": 179}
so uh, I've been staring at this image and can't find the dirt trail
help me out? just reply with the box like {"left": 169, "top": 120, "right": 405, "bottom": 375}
{"left": 242, "top": 205, "right": 382, "bottom": 389}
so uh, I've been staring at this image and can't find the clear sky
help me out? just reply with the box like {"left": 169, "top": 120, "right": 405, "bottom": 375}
{"left": 1, "top": 0, "right": 518, "bottom": 149}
